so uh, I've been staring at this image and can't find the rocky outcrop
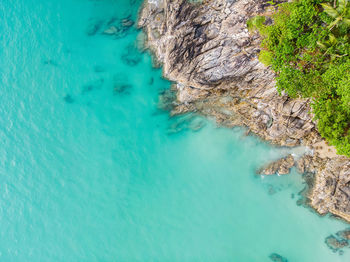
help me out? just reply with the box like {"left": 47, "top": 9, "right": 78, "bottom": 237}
{"left": 257, "top": 154, "right": 295, "bottom": 175}
{"left": 138, "top": 0, "right": 350, "bottom": 222}
{"left": 309, "top": 157, "right": 350, "bottom": 221}
{"left": 138, "top": 0, "right": 318, "bottom": 146}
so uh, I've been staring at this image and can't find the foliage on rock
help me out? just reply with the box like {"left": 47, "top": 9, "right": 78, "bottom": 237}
{"left": 250, "top": 0, "right": 350, "bottom": 156}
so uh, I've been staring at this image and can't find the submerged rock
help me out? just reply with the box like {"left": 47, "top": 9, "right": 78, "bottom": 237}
{"left": 167, "top": 114, "right": 204, "bottom": 134}
{"left": 158, "top": 88, "right": 177, "bottom": 111}
{"left": 257, "top": 155, "right": 295, "bottom": 175}
{"left": 114, "top": 84, "right": 132, "bottom": 94}
{"left": 63, "top": 94, "right": 74, "bottom": 104}
{"left": 43, "top": 59, "right": 58, "bottom": 66}
{"left": 336, "top": 228, "right": 350, "bottom": 241}
{"left": 86, "top": 19, "right": 103, "bottom": 36}
{"left": 269, "top": 253, "right": 288, "bottom": 262}
{"left": 267, "top": 185, "right": 277, "bottom": 195}
{"left": 121, "top": 44, "right": 142, "bottom": 66}
{"left": 122, "top": 18, "right": 134, "bottom": 28}
{"left": 102, "top": 16, "right": 134, "bottom": 39}
{"left": 113, "top": 74, "right": 132, "bottom": 95}
{"left": 149, "top": 77, "right": 154, "bottom": 85}
{"left": 103, "top": 25, "right": 119, "bottom": 35}
{"left": 82, "top": 79, "right": 104, "bottom": 94}
{"left": 325, "top": 235, "right": 348, "bottom": 252}
{"left": 188, "top": 117, "right": 206, "bottom": 131}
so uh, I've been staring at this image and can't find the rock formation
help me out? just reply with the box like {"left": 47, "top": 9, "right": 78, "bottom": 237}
{"left": 257, "top": 154, "right": 295, "bottom": 175}
{"left": 138, "top": 0, "right": 350, "bottom": 222}
{"left": 325, "top": 235, "right": 349, "bottom": 253}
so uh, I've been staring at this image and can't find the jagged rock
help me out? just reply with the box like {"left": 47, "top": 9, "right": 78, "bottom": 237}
{"left": 309, "top": 158, "right": 350, "bottom": 222}
{"left": 296, "top": 154, "right": 321, "bottom": 174}
{"left": 138, "top": 0, "right": 316, "bottom": 146}
{"left": 257, "top": 155, "right": 294, "bottom": 175}
{"left": 139, "top": 0, "right": 350, "bottom": 222}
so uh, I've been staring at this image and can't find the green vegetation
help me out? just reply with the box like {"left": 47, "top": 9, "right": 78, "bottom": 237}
{"left": 249, "top": 0, "right": 350, "bottom": 156}
{"left": 246, "top": 16, "right": 266, "bottom": 32}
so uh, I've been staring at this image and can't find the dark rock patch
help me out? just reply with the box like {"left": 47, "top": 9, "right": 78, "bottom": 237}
{"left": 86, "top": 19, "right": 104, "bottom": 36}
{"left": 325, "top": 235, "right": 348, "bottom": 252}
{"left": 269, "top": 253, "right": 288, "bottom": 262}
{"left": 121, "top": 16, "right": 134, "bottom": 28}
{"left": 149, "top": 77, "right": 154, "bottom": 85}
{"left": 43, "top": 59, "right": 58, "bottom": 66}
{"left": 63, "top": 94, "right": 74, "bottom": 104}
{"left": 167, "top": 114, "right": 205, "bottom": 135}
{"left": 114, "top": 84, "right": 132, "bottom": 95}
{"left": 107, "top": 16, "right": 118, "bottom": 26}
{"left": 82, "top": 79, "right": 104, "bottom": 94}
{"left": 121, "top": 44, "right": 142, "bottom": 66}
{"left": 103, "top": 15, "right": 134, "bottom": 39}
{"left": 158, "top": 88, "right": 177, "bottom": 111}
{"left": 336, "top": 228, "right": 350, "bottom": 241}
{"left": 113, "top": 75, "right": 132, "bottom": 95}
{"left": 267, "top": 185, "right": 277, "bottom": 195}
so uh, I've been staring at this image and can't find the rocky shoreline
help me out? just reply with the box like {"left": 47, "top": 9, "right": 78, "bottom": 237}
{"left": 138, "top": 0, "right": 350, "bottom": 222}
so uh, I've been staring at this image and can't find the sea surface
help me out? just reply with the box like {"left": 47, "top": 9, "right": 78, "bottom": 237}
{"left": 0, "top": 0, "right": 350, "bottom": 261}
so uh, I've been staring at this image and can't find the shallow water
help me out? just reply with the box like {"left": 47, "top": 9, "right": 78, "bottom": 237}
{"left": 0, "top": 0, "right": 350, "bottom": 261}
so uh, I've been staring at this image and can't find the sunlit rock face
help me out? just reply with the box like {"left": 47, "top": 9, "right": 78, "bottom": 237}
{"left": 138, "top": 0, "right": 350, "bottom": 222}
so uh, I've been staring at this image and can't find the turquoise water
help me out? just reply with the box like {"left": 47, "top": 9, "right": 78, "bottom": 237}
{"left": 1, "top": 0, "right": 350, "bottom": 261}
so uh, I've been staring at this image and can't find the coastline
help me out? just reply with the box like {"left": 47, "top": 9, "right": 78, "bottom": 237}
{"left": 138, "top": 0, "right": 350, "bottom": 223}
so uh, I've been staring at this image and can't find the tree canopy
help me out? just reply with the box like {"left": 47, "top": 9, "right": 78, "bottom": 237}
{"left": 249, "top": 0, "right": 350, "bottom": 156}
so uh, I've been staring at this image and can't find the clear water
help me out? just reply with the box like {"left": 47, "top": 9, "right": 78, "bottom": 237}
{"left": 0, "top": 0, "right": 349, "bottom": 261}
